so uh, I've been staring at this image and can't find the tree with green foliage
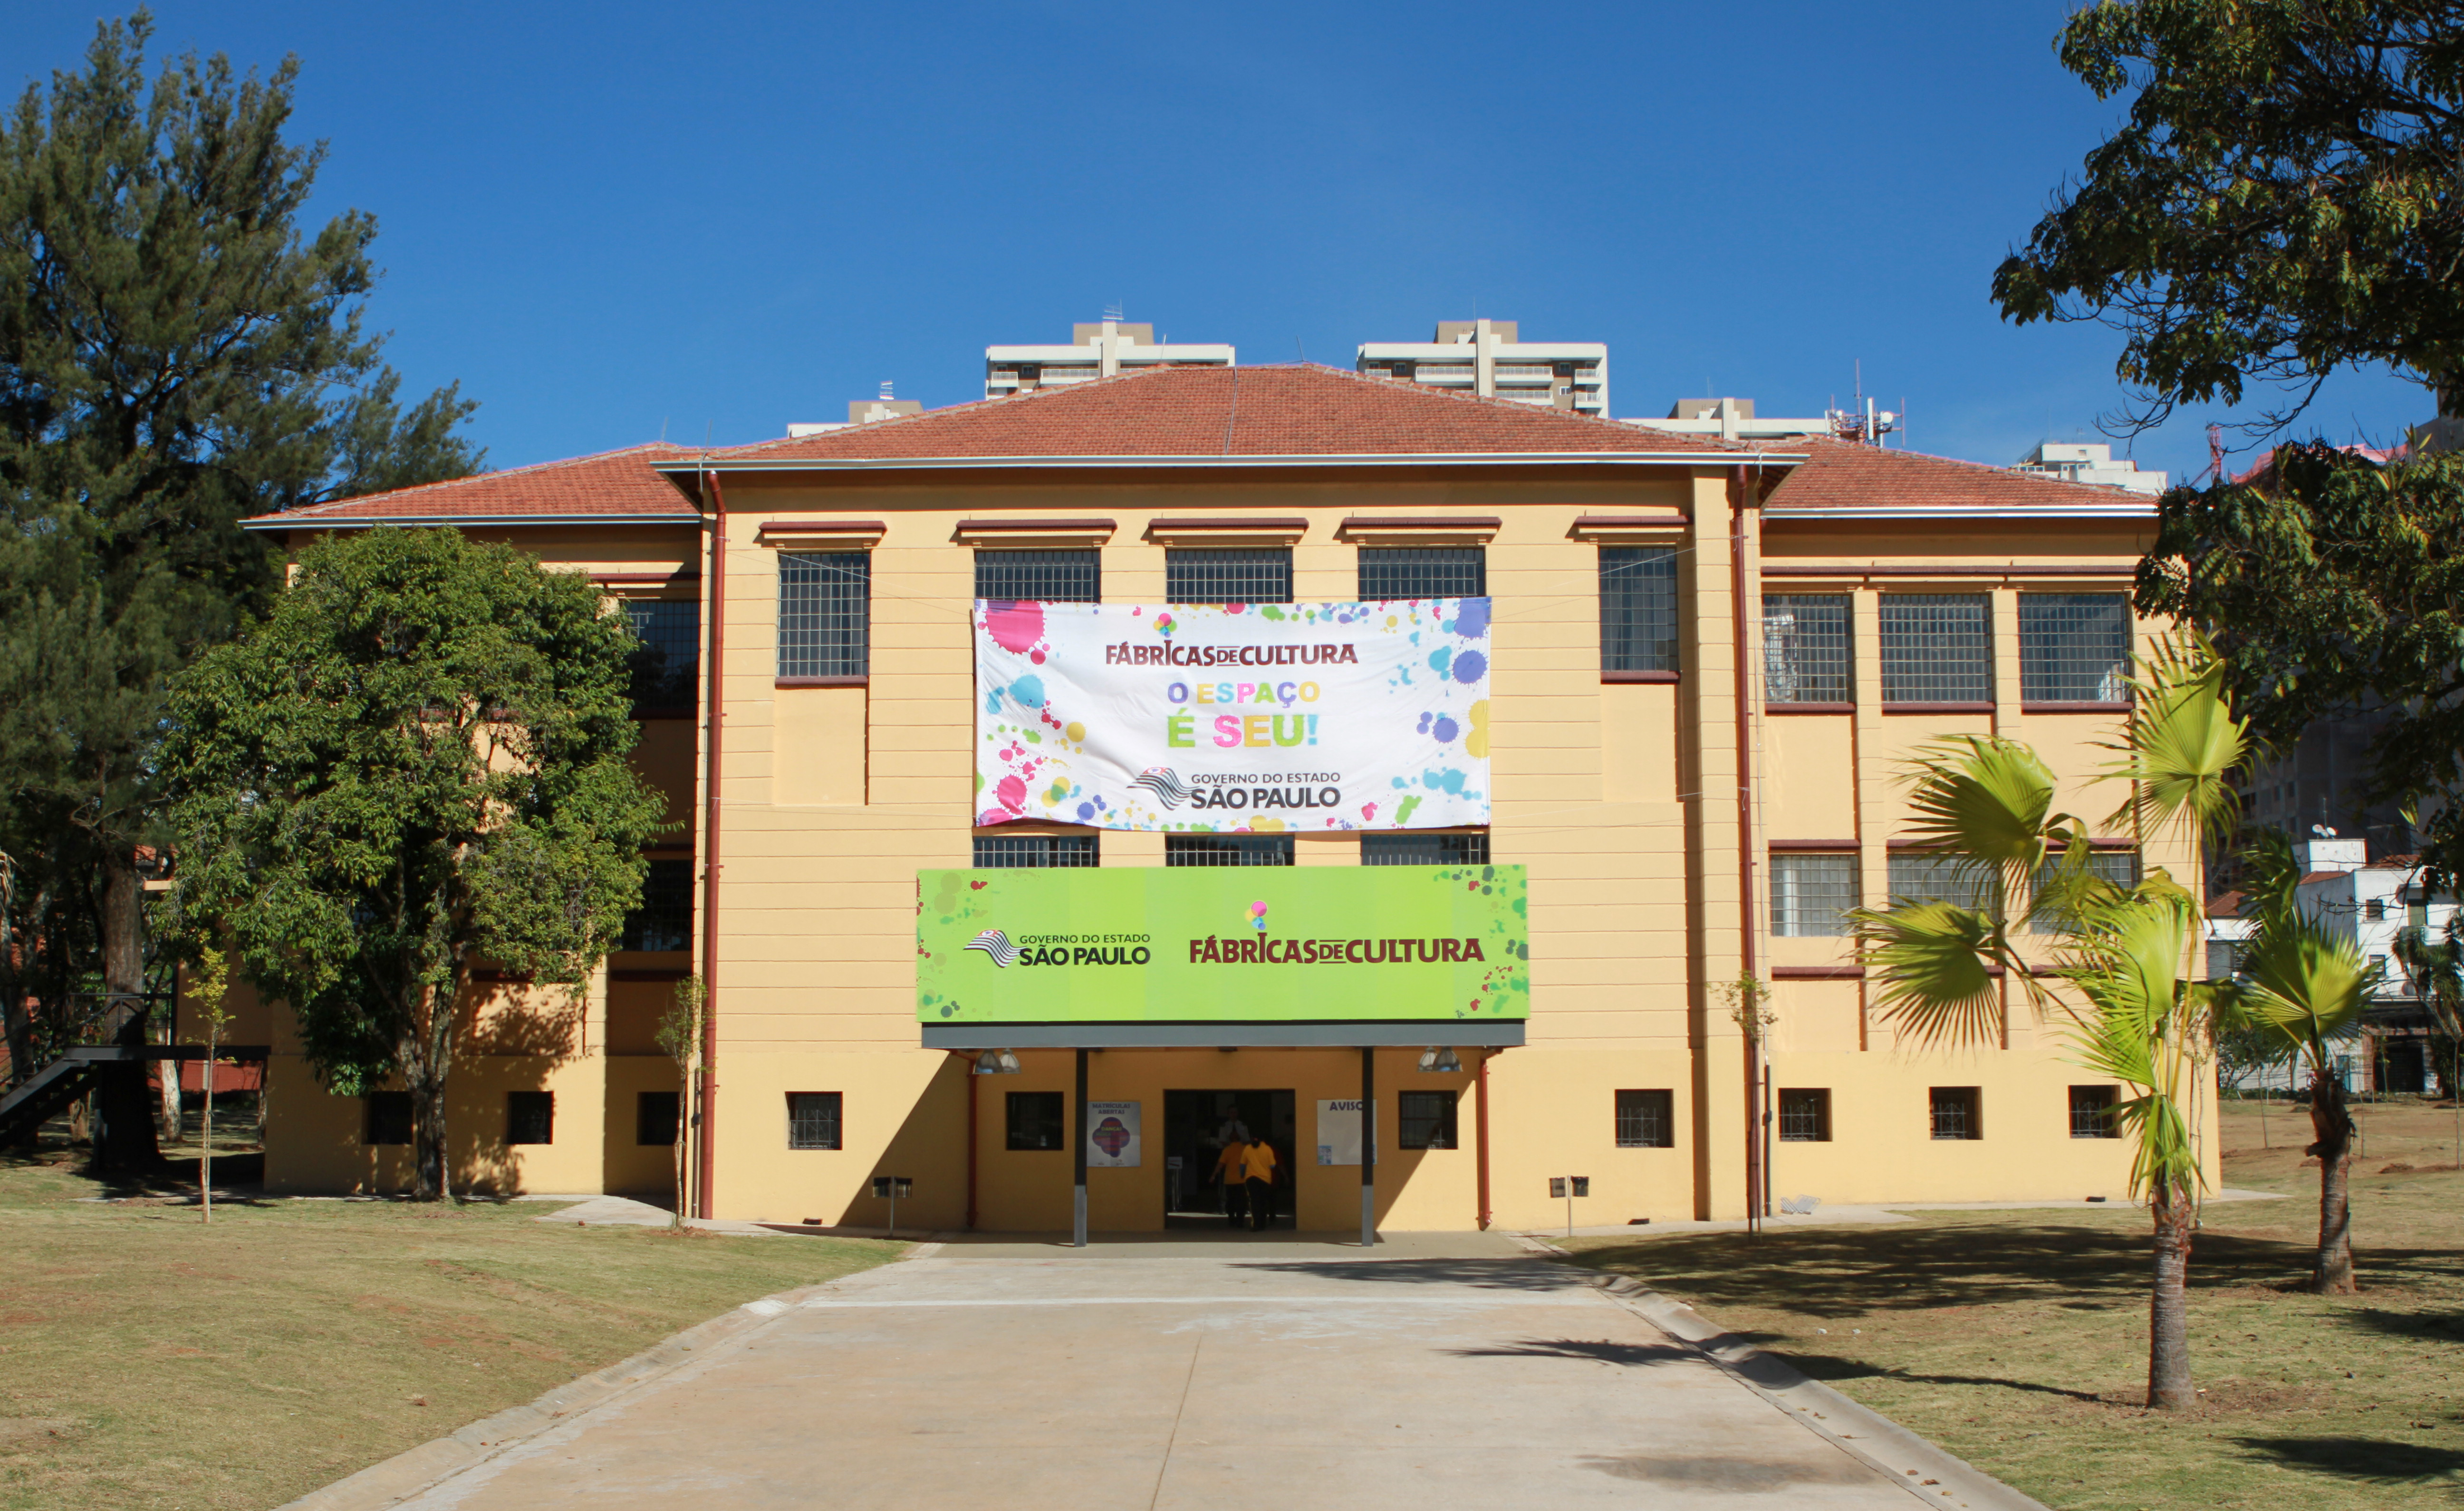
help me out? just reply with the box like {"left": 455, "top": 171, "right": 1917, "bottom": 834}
{"left": 1851, "top": 641, "right": 2247, "bottom": 1409}
{"left": 163, "top": 527, "right": 665, "bottom": 1200}
{"left": 0, "top": 12, "right": 481, "bottom": 1168}
{"left": 1995, "top": 0, "right": 2464, "bottom": 432}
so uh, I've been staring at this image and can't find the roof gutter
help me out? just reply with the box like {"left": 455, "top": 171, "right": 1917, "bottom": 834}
{"left": 652, "top": 451, "right": 1807, "bottom": 476}
{"left": 240, "top": 513, "right": 702, "bottom": 532}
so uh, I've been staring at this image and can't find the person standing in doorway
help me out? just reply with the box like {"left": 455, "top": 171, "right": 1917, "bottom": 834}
{"left": 1241, "top": 1133, "right": 1279, "bottom": 1231}
{"left": 1214, "top": 1127, "right": 1250, "bottom": 1228}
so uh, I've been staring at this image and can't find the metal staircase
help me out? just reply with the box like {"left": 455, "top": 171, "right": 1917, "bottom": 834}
{"left": 1, "top": 1044, "right": 270, "bottom": 1150}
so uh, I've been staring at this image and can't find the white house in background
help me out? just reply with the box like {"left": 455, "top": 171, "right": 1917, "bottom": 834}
{"left": 2015, "top": 441, "right": 2168, "bottom": 496}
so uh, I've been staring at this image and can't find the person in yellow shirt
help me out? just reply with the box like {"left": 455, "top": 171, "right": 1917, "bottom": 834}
{"left": 1239, "top": 1135, "right": 1279, "bottom": 1231}
{"left": 1213, "top": 1131, "right": 1250, "bottom": 1227}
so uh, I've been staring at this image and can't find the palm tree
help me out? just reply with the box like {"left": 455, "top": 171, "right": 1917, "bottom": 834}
{"left": 1851, "top": 636, "right": 2245, "bottom": 1410}
{"left": 2235, "top": 834, "right": 2375, "bottom": 1293}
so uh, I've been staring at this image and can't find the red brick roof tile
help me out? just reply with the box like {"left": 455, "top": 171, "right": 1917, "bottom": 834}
{"left": 1758, "top": 434, "right": 2158, "bottom": 510}
{"left": 242, "top": 443, "right": 698, "bottom": 526}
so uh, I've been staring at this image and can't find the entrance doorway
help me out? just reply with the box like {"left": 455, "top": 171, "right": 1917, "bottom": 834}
{"left": 1162, "top": 1089, "right": 1296, "bottom": 1231}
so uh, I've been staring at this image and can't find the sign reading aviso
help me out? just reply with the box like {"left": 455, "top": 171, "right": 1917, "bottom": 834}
{"left": 974, "top": 599, "right": 1491, "bottom": 832}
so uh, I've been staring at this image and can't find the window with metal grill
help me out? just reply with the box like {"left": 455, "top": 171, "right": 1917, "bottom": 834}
{"left": 1165, "top": 833, "right": 1294, "bottom": 866}
{"left": 1771, "top": 853, "right": 1858, "bottom": 937}
{"left": 1879, "top": 593, "right": 1992, "bottom": 703}
{"left": 2028, "top": 850, "right": 2139, "bottom": 932}
{"left": 1887, "top": 854, "right": 1997, "bottom": 912}
{"left": 1358, "top": 547, "right": 1486, "bottom": 601}
{"left": 786, "top": 1091, "right": 842, "bottom": 1150}
{"left": 621, "top": 859, "right": 694, "bottom": 952}
{"left": 1929, "top": 1086, "right": 1982, "bottom": 1140}
{"left": 637, "top": 1091, "right": 679, "bottom": 1147}
{"left": 1763, "top": 594, "right": 1852, "bottom": 703}
{"left": 506, "top": 1091, "right": 555, "bottom": 1146}
{"left": 777, "top": 552, "right": 871, "bottom": 678}
{"left": 1166, "top": 548, "right": 1291, "bottom": 604}
{"left": 2068, "top": 1085, "right": 2119, "bottom": 1139}
{"left": 975, "top": 549, "right": 1101, "bottom": 603}
{"left": 2019, "top": 593, "right": 2130, "bottom": 702}
{"left": 1399, "top": 1090, "right": 1459, "bottom": 1150}
{"left": 1615, "top": 1088, "right": 1675, "bottom": 1148}
{"left": 1361, "top": 832, "right": 1492, "bottom": 866}
{"left": 1006, "top": 1090, "right": 1066, "bottom": 1150}
{"left": 364, "top": 1092, "right": 412, "bottom": 1146}
{"left": 972, "top": 833, "right": 1101, "bottom": 868}
{"left": 622, "top": 599, "right": 700, "bottom": 712}
{"left": 1778, "top": 1088, "right": 1832, "bottom": 1142}
{"left": 1599, "top": 547, "right": 1679, "bottom": 674}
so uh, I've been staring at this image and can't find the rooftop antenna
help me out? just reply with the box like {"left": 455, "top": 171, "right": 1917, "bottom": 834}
{"left": 880, "top": 380, "right": 895, "bottom": 401}
{"left": 1103, "top": 301, "right": 1124, "bottom": 323}
{"left": 1296, "top": 336, "right": 1306, "bottom": 363}
{"left": 2206, "top": 422, "right": 2226, "bottom": 484}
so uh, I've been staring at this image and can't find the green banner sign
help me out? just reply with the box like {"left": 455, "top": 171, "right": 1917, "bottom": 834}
{"left": 917, "top": 864, "right": 1529, "bottom": 1024}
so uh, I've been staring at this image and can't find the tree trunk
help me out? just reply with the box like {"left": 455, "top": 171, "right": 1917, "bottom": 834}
{"left": 2147, "top": 1180, "right": 2196, "bottom": 1410}
{"left": 86, "top": 848, "right": 161, "bottom": 1175}
{"left": 406, "top": 975, "right": 461, "bottom": 1202}
{"left": 155, "top": 1016, "right": 183, "bottom": 1145}
{"left": 2307, "top": 1071, "right": 2358, "bottom": 1293}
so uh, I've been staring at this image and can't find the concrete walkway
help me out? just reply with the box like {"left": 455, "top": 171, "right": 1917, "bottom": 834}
{"left": 336, "top": 1230, "right": 2038, "bottom": 1511}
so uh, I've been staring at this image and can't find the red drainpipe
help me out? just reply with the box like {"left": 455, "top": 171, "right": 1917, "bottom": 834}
{"left": 1474, "top": 1047, "right": 1494, "bottom": 1230}
{"left": 1731, "top": 465, "right": 1762, "bottom": 1227}
{"left": 697, "top": 471, "right": 729, "bottom": 1219}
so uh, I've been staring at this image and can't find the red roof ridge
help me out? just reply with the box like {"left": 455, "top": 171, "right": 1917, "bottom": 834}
{"left": 1790, "top": 433, "right": 2157, "bottom": 497}
{"left": 271, "top": 441, "right": 693, "bottom": 519}
{"left": 1263, "top": 363, "right": 1766, "bottom": 448}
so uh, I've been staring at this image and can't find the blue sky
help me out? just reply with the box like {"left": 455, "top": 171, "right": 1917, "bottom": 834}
{"left": 7, "top": 1, "right": 2430, "bottom": 482}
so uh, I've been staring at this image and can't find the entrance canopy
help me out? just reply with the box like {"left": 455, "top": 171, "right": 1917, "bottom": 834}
{"left": 922, "top": 1019, "right": 1524, "bottom": 1049}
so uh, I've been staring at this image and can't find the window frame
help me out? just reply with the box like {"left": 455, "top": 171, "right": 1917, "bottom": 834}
{"left": 2017, "top": 592, "right": 2131, "bottom": 706}
{"left": 636, "top": 1090, "right": 680, "bottom": 1147}
{"left": 1165, "top": 548, "right": 1292, "bottom": 605}
{"left": 972, "top": 833, "right": 1101, "bottom": 868}
{"left": 620, "top": 597, "right": 702, "bottom": 716}
{"left": 1770, "top": 852, "right": 1858, "bottom": 937}
{"left": 786, "top": 1091, "right": 844, "bottom": 1151}
{"left": 1777, "top": 1088, "right": 1832, "bottom": 1143}
{"left": 2067, "top": 1084, "right": 2120, "bottom": 1139}
{"left": 1361, "top": 832, "right": 1492, "bottom": 867}
{"left": 1165, "top": 833, "right": 1295, "bottom": 866}
{"left": 1928, "top": 1086, "right": 1982, "bottom": 1141}
{"left": 1615, "top": 1088, "right": 1675, "bottom": 1148}
{"left": 1878, "top": 593, "right": 1993, "bottom": 706}
{"left": 1357, "top": 546, "right": 1487, "bottom": 602}
{"left": 776, "top": 551, "right": 872, "bottom": 682}
{"left": 1398, "top": 1090, "right": 1460, "bottom": 1150}
{"left": 621, "top": 857, "right": 695, "bottom": 953}
{"left": 1599, "top": 547, "right": 1679, "bottom": 678}
{"left": 506, "top": 1090, "right": 555, "bottom": 1147}
{"left": 974, "top": 548, "right": 1101, "bottom": 604}
{"left": 1762, "top": 593, "right": 1853, "bottom": 706}
{"left": 364, "top": 1091, "right": 413, "bottom": 1147}
{"left": 1005, "top": 1090, "right": 1067, "bottom": 1151}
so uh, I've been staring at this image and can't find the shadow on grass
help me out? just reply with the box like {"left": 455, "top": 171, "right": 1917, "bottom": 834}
{"left": 1764, "top": 1349, "right": 2105, "bottom": 1401}
{"left": 2230, "top": 1436, "right": 2464, "bottom": 1483}
{"left": 2342, "top": 1307, "right": 2464, "bottom": 1341}
{"left": 1569, "top": 1222, "right": 2460, "bottom": 1318}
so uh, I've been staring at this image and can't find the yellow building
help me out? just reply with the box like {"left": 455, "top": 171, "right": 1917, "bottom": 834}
{"left": 226, "top": 364, "right": 2209, "bottom": 1231}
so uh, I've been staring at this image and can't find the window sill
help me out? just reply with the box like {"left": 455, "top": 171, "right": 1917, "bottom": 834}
{"left": 2020, "top": 700, "right": 2131, "bottom": 714}
{"left": 776, "top": 675, "right": 868, "bottom": 689}
{"left": 1771, "top": 965, "right": 1866, "bottom": 979}
{"left": 1881, "top": 700, "right": 1994, "bottom": 715}
{"left": 1766, "top": 701, "right": 1853, "bottom": 715}
{"left": 1601, "top": 669, "right": 1680, "bottom": 684}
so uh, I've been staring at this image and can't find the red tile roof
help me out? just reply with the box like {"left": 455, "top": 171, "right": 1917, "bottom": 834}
{"left": 704, "top": 363, "right": 1761, "bottom": 461}
{"left": 242, "top": 443, "right": 698, "bottom": 526}
{"left": 1758, "top": 433, "right": 2156, "bottom": 510}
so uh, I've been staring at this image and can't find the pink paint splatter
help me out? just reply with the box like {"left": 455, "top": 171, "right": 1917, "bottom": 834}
{"left": 995, "top": 774, "right": 1027, "bottom": 813}
{"left": 1360, "top": 802, "right": 1378, "bottom": 822}
{"left": 987, "top": 602, "right": 1045, "bottom": 654}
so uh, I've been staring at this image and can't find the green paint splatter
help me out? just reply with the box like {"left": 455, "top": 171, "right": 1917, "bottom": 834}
{"left": 1394, "top": 794, "right": 1423, "bottom": 825}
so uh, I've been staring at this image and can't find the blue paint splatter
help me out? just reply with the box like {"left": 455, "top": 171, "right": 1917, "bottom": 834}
{"left": 1076, "top": 801, "right": 1096, "bottom": 821}
{"left": 1427, "top": 647, "right": 1453, "bottom": 678}
{"left": 1432, "top": 716, "right": 1459, "bottom": 743}
{"left": 1010, "top": 675, "right": 1047, "bottom": 709}
{"left": 1453, "top": 598, "right": 1490, "bottom": 640}
{"left": 1452, "top": 650, "right": 1487, "bottom": 685}
{"left": 1420, "top": 768, "right": 1469, "bottom": 794}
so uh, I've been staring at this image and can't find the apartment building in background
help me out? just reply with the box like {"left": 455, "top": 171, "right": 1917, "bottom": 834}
{"left": 984, "top": 319, "right": 1234, "bottom": 399}
{"left": 205, "top": 361, "right": 2204, "bottom": 1233}
{"left": 1356, "top": 318, "right": 1608, "bottom": 416}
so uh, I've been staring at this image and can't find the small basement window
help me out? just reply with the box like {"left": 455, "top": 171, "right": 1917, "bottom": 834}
{"left": 1398, "top": 1090, "right": 1459, "bottom": 1150}
{"left": 365, "top": 1091, "right": 412, "bottom": 1146}
{"left": 1007, "top": 1090, "right": 1066, "bottom": 1151}
{"left": 506, "top": 1091, "right": 555, "bottom": 1146}
{"left": 1929, "top": 1087, "right": 1981, "bottom": 1141}
{"left": 787, "top": 1092, "right": 843, "bottom": 1150}
{"left": 638, "top": 1090, "right": 680, "bottom": 1147}
{"left": 1778, "top": 1088, "right": 1832, "bottom": 1142}
{"left": 2068, "top": 1085, "right": 2119, "bottom": 1139}
{"left": 1615, "top": 1089, "right": 1675, "bottom": 1148}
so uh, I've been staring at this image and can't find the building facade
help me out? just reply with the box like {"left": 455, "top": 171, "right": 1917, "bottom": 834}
{"left": 220, "top": 364, "right": 2205, "bottom": 1231}
{"left": 1357, "top": 319, "right": 1608, "bottom": 417}
{"left": 984, "top": 320, "right": 1234, "bottom": 399}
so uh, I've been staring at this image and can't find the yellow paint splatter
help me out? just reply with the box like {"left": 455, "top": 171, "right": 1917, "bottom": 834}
{"left": 1065, "top": 721, "right": 1086, "bottom": 743}
{"left": 1464, "top": 699, "right": 1491, "bottom": 759}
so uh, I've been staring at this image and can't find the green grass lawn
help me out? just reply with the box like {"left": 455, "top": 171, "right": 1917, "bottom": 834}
{"left": 0, "top": 1129, "right": 898, "bottom": 1511}
{"left": 1567, "top": 1098, "right": 2464, "bottom": 1511}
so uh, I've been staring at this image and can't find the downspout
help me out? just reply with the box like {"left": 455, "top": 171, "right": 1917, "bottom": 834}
{"left": 1474, "top": 1047, "right": 1494, "bottom": 1230}
{"left": 697, "top": 470, "right": 730, "bottom": 1220}
{"left": 1731, "top": 464, "right": 1762, "bottom": 1227}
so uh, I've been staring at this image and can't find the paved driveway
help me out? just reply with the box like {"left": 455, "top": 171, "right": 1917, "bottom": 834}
{"left": 386, "top": 1232, "right": 1977, "bottom": 1510}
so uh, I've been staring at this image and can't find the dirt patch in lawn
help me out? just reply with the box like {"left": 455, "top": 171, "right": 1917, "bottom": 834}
{"left": 1566, "top": 1099, "right": 2464, "bottom": 1511}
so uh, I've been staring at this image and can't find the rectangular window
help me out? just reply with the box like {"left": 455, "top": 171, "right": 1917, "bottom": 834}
{"left": 1599, "top": 547, "right": 1678, "bottom": 674}
{"left": 2019, "top": 593, "right": 2130, "bottom": 703}
{"left": 1006, "top": 1090, "right": 1066, "bottom": 1151}
{"left": 637, "top": 1090, "right": 680, "bottom": 1147}
{"left": 1771, "top": 853, "right": 1858, "bottom": 937}
{"left": 786, "top": 1091, "right": 842, "bottom": 1150}
{"left": 2364, "top": 898, "right": 2387, "bottom": 921}
{"left": 1615, "top": 1088, "right": 1675, "bottom": 1148}
{"left": 1880, "top": 593, "right": 1992, "bottom": 704}
{"left": 972, "top": 833, "right": 1101, "bottom": 868}
{"left": 2029, "top": 850, "right": 2139, "bottom": 932}
{"left": 1362, "top": 832, "right": 1492, "bottom": 866}
{"left": 1398, "top": 1090, "right": 1459, "bottom": 1150}
{"left": 365, "top": 1091, "right": 412, "bottom": 1146}
{"left": 1167, "top": 548, "right": 1291, "bottom": 605}
{"left": 621, "top": 858, "right": 694, "bottom": 952}
{"left": 1763, "top": 594, "right": 1851, "bottom": 704}
{"left": 1166, "top": 833, "right": 1294, "bottom": 866}
{"left": 622, "top": 599, "right": 701, "bottom": 713}
{"left": 1929, "top": 1086, "right": 1982, "bottom": 1141}
{"left": 1888, "top": 854, "right": 1996, "bottom": 911}
{"left": 1358, "top": 547, "right": 1486, "bottom": 601}
{"left": 975, "top": 549, "right": 1100, "bottom": 603}
{"left": 777, "top": 552, "right": 871, "bottom": 679}
{"left": 2068, "top": 1085, "right": 2119, "bottom": 1139}
{"left": 2205, "top": 940, "right": 2239, "bottom": 981}
{"left": 507, "top": 1091, "right": 555, "bottom": 1146}
{"left": 1778, "top": 1088, "right": 1832, "bottom": 1142}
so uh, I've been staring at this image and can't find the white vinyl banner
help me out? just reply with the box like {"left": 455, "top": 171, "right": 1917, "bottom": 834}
{"left": 974, "top": 599, "right": 1492, "bottom": 832}
{"left": 1086, "top": 1101, "right": 1142, "bottom": 1168}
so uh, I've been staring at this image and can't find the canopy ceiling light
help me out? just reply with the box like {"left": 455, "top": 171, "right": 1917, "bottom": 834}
{"left": 1416, "top": 1046, "right": 1463, "bottom": 1074}
{"left": 972, "top": 1048, "right": 1022, "bottom": 1075}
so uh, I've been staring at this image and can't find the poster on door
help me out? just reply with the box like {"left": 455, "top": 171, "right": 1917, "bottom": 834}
{"left": 1315, "top": 1098, "right": 1371, "bottom": 1166}
{"left": 1087, "top": 1100, "right": 1142, "bottom": 1168}
{"left": 974, "top": 598, "right": 1492, "bottom": 832}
